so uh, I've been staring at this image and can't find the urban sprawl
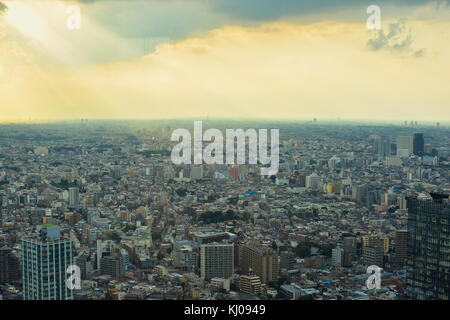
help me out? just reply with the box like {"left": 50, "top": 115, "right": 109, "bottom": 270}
{"left": 0, "top": 120, "right": 449, "bottom": 300}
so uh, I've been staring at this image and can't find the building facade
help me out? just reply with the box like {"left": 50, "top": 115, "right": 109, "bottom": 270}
{"left": 240, "top": 244, "right": 279, "bottom": 284}
{"left": 21, "top": 225, "right": 74, "bottom": 300}
{"left": 406, "top": 195, "right": 450, "bottom": 300}
{"left": 200, "top": 243, "right": 234, "bottom": 280}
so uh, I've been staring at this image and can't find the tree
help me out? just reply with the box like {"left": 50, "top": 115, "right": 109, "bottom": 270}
{"left": 109, "top": 232, "right": 121, "bottom": 243}
{"left": 152, "top": 231, "right": 161, "bottom": 241}
{"left": 294, "top": 242, "right": 312, "bottom": 258}
{"left": 271, "top": 241, "right": 278, "bottom": 251}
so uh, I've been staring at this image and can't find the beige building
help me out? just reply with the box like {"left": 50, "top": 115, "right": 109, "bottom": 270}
{"left": 239, "top": 244, "right": 279, "bottom": 284}
{"left": 239, "top": 275, "right": 263, "bottom": 296}
{"left": 362, "top": 235, "right": 389, "bottom": 253}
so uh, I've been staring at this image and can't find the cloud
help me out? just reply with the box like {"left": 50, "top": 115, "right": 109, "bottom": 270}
{"left": 1, "top": 20, "right": 449, "bottom": 121}
{"left": 367, "top": 19, "right": 425, "bottom": 56}
{"left": 211, "top": 0, "right": 447, "bottom": 20}
{"left": 57, "top": 0, "right": 450, "bottom": 21}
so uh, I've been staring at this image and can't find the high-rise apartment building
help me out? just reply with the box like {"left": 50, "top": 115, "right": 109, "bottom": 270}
{"left": 21, "top": 225, "right": 74, "bottom": 300}
{"left": 406, "top": 195, "right": 450, "bottom": 300}
{"left": 200, "top": 243, "right": 234, "bottom": 280}
{"left": 240, "top": 244, "right": 279, "bottom": 284}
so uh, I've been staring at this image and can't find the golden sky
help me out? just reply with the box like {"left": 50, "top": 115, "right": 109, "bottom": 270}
{"left": 0, "top": 0, "right": 449, "bottom": 122}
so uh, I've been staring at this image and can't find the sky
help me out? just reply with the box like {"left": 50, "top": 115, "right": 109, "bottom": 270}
{"left": 0, "top": 0, "right": 449, "bottom": 122}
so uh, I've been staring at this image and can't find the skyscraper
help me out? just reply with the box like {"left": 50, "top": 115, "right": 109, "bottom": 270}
{"left": 413, "top": 133, "right": 425, "bottom": 156}
{"left": 200, "top": 243, "right": 234, "bottom": 280}
{"left": 406, "top": 194, "right": 450, "bottom": 300}
{"left": 21, "top": 225, "right": 74, "bottom": 300}
{"left": 375, "top": 136, "right": 391, "bottom": 157}
{"left": 396, "top": 136, "right": 414, "bottom": 157}
{"left": 69, "top": 187, "right": 79, "bottom": 207}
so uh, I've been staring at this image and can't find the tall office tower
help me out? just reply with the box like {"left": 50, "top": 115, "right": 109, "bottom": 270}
{"left": 21, "top": 225, "right": 74, "bottom": 300}
{"left": 362, "top": 245, "right": 384, "bottom": 267}
{"left": 396, "top": 136, "right": 414, "bottom": 157}
{"left": 200, "top": 243, "right": 234, "bottom": 280}
{"left": 394, "top": 230, "right": 408, "bottom": 267}
{"left": 375, "top": 136, "right": 391, "bottom": 157}
{"left": 0, "top": 247, "right": 21, "bottom": 284}
{"left": 240, "top": 244, "right": 279, "bottom": 284}
{"left": 406, "top": 194, "right": 450, "bottom": 300}
{"left": 68, "top": 187, "right": 79, "bottom": 207}
{"left": 413, "top": 133, "right": 425, "bottom": 156}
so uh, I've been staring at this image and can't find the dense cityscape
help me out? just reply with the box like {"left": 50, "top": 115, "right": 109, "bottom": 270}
{"left": 0, "top": 119, "right": 449, "bottom": 301}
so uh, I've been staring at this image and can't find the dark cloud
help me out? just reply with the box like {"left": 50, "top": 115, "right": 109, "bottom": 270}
{"left": 0, "top": 2, "right": 7, "bottom": 13}
{"left": 367, "top": 19, "right": 425, "bottom": 57}
{"left": 60, "top": 0, "right": 450, "bottom": 21}
{"left": 211, "top": 0, "right": 447, "bottom": 20}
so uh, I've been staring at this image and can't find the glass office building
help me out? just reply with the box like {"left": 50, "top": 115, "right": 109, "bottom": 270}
{"left": 21, "top": 225, "right": 74, "bottom": 300}
{"left": 406, "top": 194, "right": 450, "bottom": 300}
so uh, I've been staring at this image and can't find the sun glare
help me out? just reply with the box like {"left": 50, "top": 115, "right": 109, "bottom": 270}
{"left": 4, "top": 1, "right": 48, "bottom": 41}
